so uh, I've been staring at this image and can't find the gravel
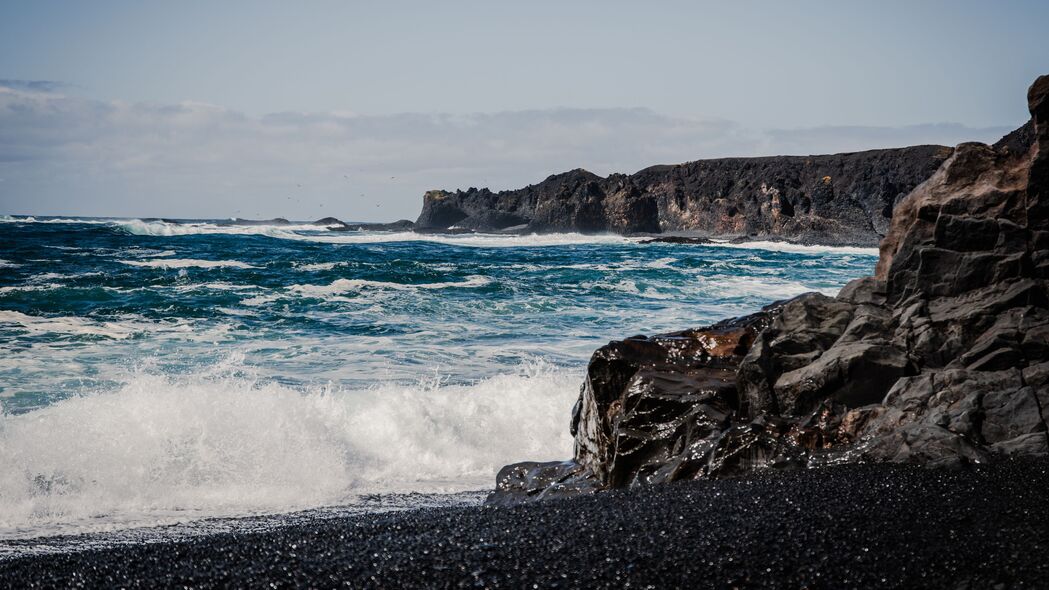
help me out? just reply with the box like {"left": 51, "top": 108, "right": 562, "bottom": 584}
{"left": 3, "top": 459, "right": 1049, "bottom": 588}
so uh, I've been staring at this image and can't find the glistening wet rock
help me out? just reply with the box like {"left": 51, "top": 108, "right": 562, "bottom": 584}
{"left": 489, "top": 74, "right": 1049, "bottom": 504}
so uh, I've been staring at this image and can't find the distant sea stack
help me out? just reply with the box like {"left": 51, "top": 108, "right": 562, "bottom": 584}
{"left": 488, "top": 75, "right": 1049, "bottom": 505}
{"left": 415, "top": 145, "right": 968, "bottom": 246}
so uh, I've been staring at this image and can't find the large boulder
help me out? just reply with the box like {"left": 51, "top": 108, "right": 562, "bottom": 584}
{"left": 489, "top": 75, "right": 1049, "bottom": 504}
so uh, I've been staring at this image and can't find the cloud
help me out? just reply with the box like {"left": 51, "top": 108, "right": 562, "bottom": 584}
{"left": 0, "top": 86, "right": 1015, "bottom": 220}
{"left": 0, "top": 79, "right": 70, "bottom": 93}
{"left": 759, "top": 123, "right": 1012, "bottom": 155}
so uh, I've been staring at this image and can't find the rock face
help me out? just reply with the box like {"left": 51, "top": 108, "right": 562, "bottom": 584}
{"left": 489, "top": 75, "right": 1049, "bottom": 505}
{"left": 416, "top": 147, "right": 954, "bottom": 246}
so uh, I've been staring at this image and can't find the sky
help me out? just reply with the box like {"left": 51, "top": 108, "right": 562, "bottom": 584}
{"left": 1, "top": 0, "right": 1046, "bottom": 221}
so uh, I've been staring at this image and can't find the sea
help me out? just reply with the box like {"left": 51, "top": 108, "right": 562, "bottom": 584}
{"left": 0, "top": 215, "right": 877, "bottom": 551}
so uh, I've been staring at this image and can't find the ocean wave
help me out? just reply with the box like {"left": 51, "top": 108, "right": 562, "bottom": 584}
{"left": 25, "top": 272, "right": 103, "bottom": 281}
{"left": 0, "top": 215, "right": 121, "bottom": 225}
{"left": 118, "top": 258, "right": 257, "bottom": 270}
{"left": 579, "top": 279, "right": 674, "bottom": 300}
{"left": 698, "top": 275, "right": 838, "bottom": 299}
{"left": 287, "top": 276, "right": 492, "bottom": 298}
{"left": 0, "top": 259, "right": 19, "bottom": 268}
{"left": 0, "top": 310, "right": 137, "bottom": 339}
{"left": 293, "top": 262, "right": 347, "bottom": 272}
{"left": 281, "top": 231, "right": 634, "bottom": 248}
{"left": 0, "top": 360, "right": 576, "bottom": 537}
{"left": 703, "top": 240, "right": 879, "bottom": 257}
{"left": 133, "top": 249, "right": 178, "bottom": 258}
{"left": 116, "top": 219, "right": 343, "bottom": 237}
{"left": 0, "top": 311, "right": 235, "bottom": 343}
{"left": 169, "top": 282, "right": 257, "bottom": 293}
{"left": 0, "top": 283, "right": 64, "bottom": 295}
{"left": 241, "top": 293, "right": 281, "bottom": 306}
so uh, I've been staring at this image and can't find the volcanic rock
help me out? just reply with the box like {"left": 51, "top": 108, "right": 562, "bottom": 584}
{"left": 489, "top": 75, "right": 1049, "bottom": 504}
{"left": 417, "top": 147, "right": 962, "bottom": 245}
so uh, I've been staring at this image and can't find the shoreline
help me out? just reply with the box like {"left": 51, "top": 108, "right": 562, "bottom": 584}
{"left": 3, "top": 459, "right": 1048, "bottom": 588}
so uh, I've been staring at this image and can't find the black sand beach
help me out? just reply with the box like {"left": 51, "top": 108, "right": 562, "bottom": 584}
{"left": 3, "top": 459, "right": 1048, "bottom": 589}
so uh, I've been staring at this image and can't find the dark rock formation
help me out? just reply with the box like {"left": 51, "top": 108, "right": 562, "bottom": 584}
{"left": 489, "top": 75, "right": 1049, "bottom": 505}
{"left": 417, "top": 146, "right": 956, "bottom": 246}
{"left": 328, "top": 219, "right": 414, "bottom": 232}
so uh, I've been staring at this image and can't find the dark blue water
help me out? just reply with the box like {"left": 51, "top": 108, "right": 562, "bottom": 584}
{"left": 0, "top": 215, "right": 877, "bottom": 537}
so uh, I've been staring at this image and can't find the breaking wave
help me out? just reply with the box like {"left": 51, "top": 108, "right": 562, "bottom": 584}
{"left": 118, "top": 258, "right": 257, "bottom": 270}
{"left": 286, "top": 276, "right": 492, "bottom": 298}
{"left": 110, "top": 219, "right": 633, "bottom": 247}
{"left": 704, "top": 239, "right": 879, "bottom": 257}
{"left": 0, "top": 360, "right": 577, "bottom": 537}
{"left": 0, "top": 310, "right": 138, "bottom": 340}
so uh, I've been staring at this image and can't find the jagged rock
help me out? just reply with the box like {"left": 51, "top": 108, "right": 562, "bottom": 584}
{"left": 487, "top": 461, "right": 598, "bottom": 506}
{"left": 570, "top": 308, "right": 780, "bottom": 487}
{"left": 415, "top": 148, "right": 959, "bottom": 245}
{"left": 489, "top": 75, "right": 1049, "bottom": 505}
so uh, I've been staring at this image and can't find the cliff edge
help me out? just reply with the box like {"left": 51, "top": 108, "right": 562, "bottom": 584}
{"left": 490, "top": 75, "right": 1049, "bottom": 504}
{"left": 416, "top": 145, "right": 963, "bottom": 245}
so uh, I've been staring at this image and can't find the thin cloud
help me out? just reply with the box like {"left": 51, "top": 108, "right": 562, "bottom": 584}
{"left": 0, "top": 87, "right": 1016, "bottom": 220}
{"left": 0, "top": 79, "right": 70, "bottom": 93}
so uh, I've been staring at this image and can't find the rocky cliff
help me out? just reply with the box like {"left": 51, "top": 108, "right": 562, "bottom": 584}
{"left": 416, "top": 145, "right": 958, "bottom": 246}
{"left": 489, "top": 75, "right": 1049, "bottom": 505}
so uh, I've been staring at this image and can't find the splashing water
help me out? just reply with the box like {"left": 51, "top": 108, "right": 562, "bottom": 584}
{"left": 0, "top": 216, "right": 877, "bottom": 538}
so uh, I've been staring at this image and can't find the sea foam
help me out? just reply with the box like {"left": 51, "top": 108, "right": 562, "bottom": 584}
{"left": 704, "top": 239, "right": 879, "bottom": 257}
{"left": 118, "top": 258, "right": 257, "bottom": 270}
{"left": 286, "top": 276, "right": 492, "bottom": 298}
{"left": 0, "top": 310, "right": 137, "bottom": 339}
{"left": 0, "top": 360, "right": 576, "bottom": 538}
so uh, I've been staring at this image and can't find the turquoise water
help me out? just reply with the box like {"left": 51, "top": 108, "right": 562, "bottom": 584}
{"left": 0, "top": 215, "right": 877, "bottom": 536}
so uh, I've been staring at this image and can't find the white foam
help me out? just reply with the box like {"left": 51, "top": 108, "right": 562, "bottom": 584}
{"left": 0, "top": 259, "right": 19, "bottom": 268}
{"left": 0, "top": 360, "right": 576, "bottom": 537}
{"left": 136, "top": 249, "right": 178, "bottom": 258}
{"left": 294, "top": 262, "right": 346, "bottom": 272}
{"left": 170, "top": 282, "right": 255, "bottom": 293}
{"left": 281, "top": 231, "right": 633, "bottom": 248}
{"left": 118, "top": 258, "right": 257, "bottom": 270}
{"left": 0, "top": 283, "right": 63, "bottom": 295}
{"left": 0, "top": 310, "right": 136, "bottom": 339}
{"left": 287, "top": 276, "right": 492, "bottom": 298}
{"left": 645, "top": 256, "right": 678, "bottom": 269}
{"left": 0, "top": 311, "right": 235, "bottom": 344}
{"left": 0, "top": 216, "right": 119, "bottom": 225}
{"left": 579, "top": 279, "right": 674, "bottom": 300}
{"left": 699, "top": 275, "right": 838, "bottom": 299}
{"left": 241, "top": 293, "right": 281, "bottom": 306}
{"left": 117, "top": 219, "right": 341, "bottom": 237}
{"left": 703, "top": 240, "right": 879, "bottom": 257}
